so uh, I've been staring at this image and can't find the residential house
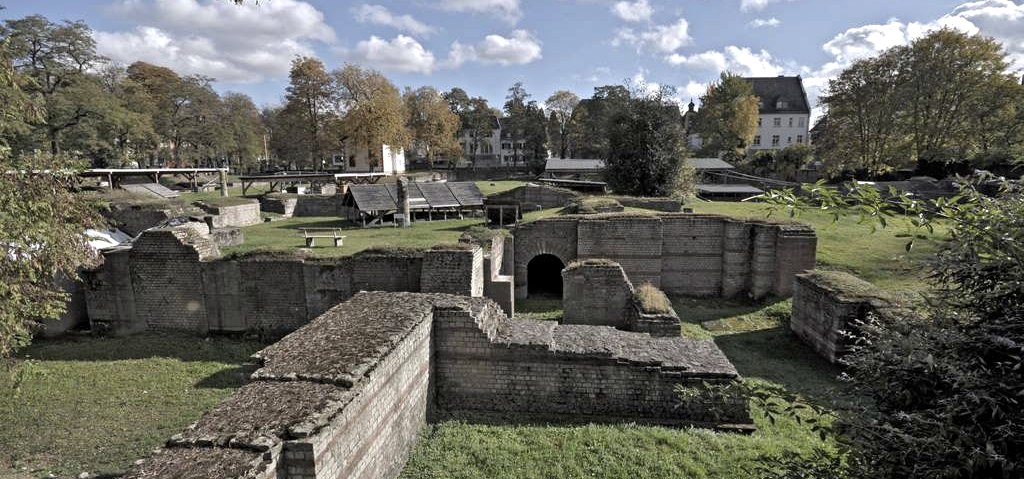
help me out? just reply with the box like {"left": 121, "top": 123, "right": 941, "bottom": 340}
{"left": 747, "top": 75, "right": 811, "bottom": 151}
{"left": 332, "top": 141, "right": 406, "bottom": 174}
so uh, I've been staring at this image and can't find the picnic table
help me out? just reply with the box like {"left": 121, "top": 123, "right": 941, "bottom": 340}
{"left": 299, "top": 228, "right": 347, "bottom": 247}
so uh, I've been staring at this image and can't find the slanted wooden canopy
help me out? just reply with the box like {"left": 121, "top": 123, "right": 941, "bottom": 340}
{"left": 343, "top": 181, "right": 484, "bottom": 226}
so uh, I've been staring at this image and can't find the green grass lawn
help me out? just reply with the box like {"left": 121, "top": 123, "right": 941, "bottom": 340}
{"left": 475, "top": 180, "right": 527, "bottom": 196}
{"left": 0, "top": 333, "right": 265, "bottom": 478}
{"left": 402, "top": 295, "right": 844, "bottom": 479}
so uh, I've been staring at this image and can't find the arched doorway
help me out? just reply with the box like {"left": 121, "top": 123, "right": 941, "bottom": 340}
{"left": 527, "top": 254, "right": 565, "bottom": 298}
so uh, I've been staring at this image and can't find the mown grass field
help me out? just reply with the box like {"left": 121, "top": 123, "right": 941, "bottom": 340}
{"left": 0, "top": 334, "right": 265, "bottom": 478}
{"left": 1, "top": 192, "right": 944, "bottom": 477}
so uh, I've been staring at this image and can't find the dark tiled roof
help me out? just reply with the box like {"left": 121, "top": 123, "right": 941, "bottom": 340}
{"left": 347, "top": 183, "right": 398, "bottom": 211}
{"left": 696, "top": 184, "right": 764, "bottom": 194}
{"left": 447, "top": 182, "right": 485, "bottom": 206}
{"left": 414, "top": 182, "right": 461, "bottom": 208}
{"left": 545, "top": 159, "right": 605, "bottom": 171}
{"left": 744, "top": 76, "right": 810, "bottom": 114}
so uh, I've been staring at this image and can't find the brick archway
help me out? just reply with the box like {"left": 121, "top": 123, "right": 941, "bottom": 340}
{"left": 526, "top": 253, "right": 566, "bottom": 298}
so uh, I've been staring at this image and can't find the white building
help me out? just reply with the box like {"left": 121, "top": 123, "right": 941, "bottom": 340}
{"left": 457, "top": 116, "right": 531, "bottom": 167}
{"left": 685, "top": 75, "right": 811, "bottom": 153}
{"left": 746, "top": 76, "right": 811, "bottom": 151}
{"left": 332, "top": 142, "right": 406, "bottom": 174}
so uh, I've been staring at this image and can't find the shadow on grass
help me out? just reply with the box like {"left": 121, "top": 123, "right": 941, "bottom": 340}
{"left": 194, "top": 363, "right": 259, "bottom": 389}
{"left": 19, "top": 332, "right": 266, "bottom": 365}
{"left": 715, "top": 328, "right": 846, "bottom": 406}
{"left": 274, "top": 219, "right": 353, "bottom": 230}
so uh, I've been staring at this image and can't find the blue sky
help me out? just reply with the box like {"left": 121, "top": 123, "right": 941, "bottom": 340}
{"left": 3, "top": 0, "right": 1023, "bottom": 118}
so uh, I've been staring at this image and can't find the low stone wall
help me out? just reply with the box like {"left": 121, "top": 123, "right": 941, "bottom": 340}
{"left": 103, "top": 203, "right": 199, "bottom": 236}
{"left": 196, "top": 199, "right": 262, "bottom": 228}
{"left": 83, "top": 228, "right": 485, "bottom": 335}
{"left": 259, "top": 195, "right": 296, "bottom": 216}
{"left": 433, "top": 298, "right": 748, "bottom": 427}
{"left": 515, "top": 213, "right": 817, "bottom": 300}
{"left": 488, "top": 184, "right": 579, "bottom": 211}
{"left": 790, "top": 271, "right": 913, "bottom": 363}
{"left": 483, "top": 237, "right": 514, "bottom": 316}
{"left": 125, "top": 291, "right": 750, "bottom": 478}
{"left": 259, "top": 194, "right": 347, "bottom": 217}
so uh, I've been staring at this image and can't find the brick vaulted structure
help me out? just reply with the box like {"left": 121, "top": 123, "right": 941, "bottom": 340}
{"left": 514, "top": 213, "right": 817, "bottom": 300}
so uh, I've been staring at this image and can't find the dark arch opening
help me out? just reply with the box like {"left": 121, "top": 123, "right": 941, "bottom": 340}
{"left": 527, "top": 254, "right": 565, "bottom": 298}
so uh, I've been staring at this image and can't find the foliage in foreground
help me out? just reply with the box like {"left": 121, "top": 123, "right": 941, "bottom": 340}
{"left": 761, "top": 177, "right": 1024, "bottom": 478}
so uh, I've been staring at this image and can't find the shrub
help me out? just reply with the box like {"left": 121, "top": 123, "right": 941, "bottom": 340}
{"left": 634, "top": 282, "right": 673, "bottom": 315}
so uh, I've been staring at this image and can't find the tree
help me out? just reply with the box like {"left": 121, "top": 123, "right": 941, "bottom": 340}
{"left": 0, "top": 36, "right": 102, "bottom": 359}
{"left": 695, "top": 72, "right": 759, "bottom": 156}
{"left": 403, "top": 86, "right": 461, "bottom": 167}
{"left": 568, "top": 84, "right": 630, "bottom": 159}
{"left": 333, "top": 64, "right": 408, "bottom": 170}
{"left": 820, "top": 29, "right": 1024, "bottom": 177}
{"left": 502, "top": 81, "right": 531, "bottom": 166}
{"left": 605, "top": 87, "right": 689, "bottom": 196}
{"left": 463, "top": 97, "right": 495, "bottom": 168}
{"left": 545, "top": 90, "right": 579, "bottom": 159}
{"left": 760, "top": 177, "right": 1024, "bottom": 477}
{"left": 742, "top": 144, "right": 813, "bottom": 182}
{"left": 283, "top": 56, "right": 336, "bottom": 170}
{"left": 220, "top": 92, "right": 263, "bottom": 173}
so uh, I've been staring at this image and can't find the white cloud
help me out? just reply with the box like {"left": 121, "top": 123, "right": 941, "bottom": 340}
{"left": 352, "top": 4, "right": 435, "bottom": 37}
{"left": 740, "top": 0, "right": 793, "bottom": 12}
{"left": 683, "top": 81, "right": 708, "bottom": 104}
{"left": 611, "top": 0, "right": 653, "bottom": 23}
{"left": 446, "top": 30, "right": 542, "bottom": 66}
{"left": 613, "top": 17, "right": 692, "bottom": 54}
{"left": 748, "top": 17, "right": 781, "bottom": 28}
{"left": 667, "top": 46, "right": 785, "bottom": 76}
{"left": 437, "top": 0, "right": 522, "bottom": 24}
{"left": 95, "top": 0, "right": 334, "bottom": 83}
{"left": 347, "top": 35, "right": 436, "bottom": 73}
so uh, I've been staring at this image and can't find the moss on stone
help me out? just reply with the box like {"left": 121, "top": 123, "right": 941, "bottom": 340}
{"left": 634, "top": 282, "right": 674, "bottom": 315}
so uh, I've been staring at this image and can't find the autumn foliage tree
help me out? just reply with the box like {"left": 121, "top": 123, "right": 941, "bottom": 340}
{"left": 695, "top": 72, "right": 759, "bottom": 157}
{"left": 403, "top": 86, "right": 461, "bottom": 167}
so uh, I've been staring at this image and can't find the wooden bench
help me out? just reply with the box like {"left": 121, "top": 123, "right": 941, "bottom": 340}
{"left": 299, "top": 228, "right": 346, "bottom": 247}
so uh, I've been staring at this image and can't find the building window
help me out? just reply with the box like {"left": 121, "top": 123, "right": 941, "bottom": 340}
{"left": 753, "top": 135, "right": 761, "bottom": 146}
{"left": 773, "top": 117, "right": 781, "bottom": 127}
{"left": 797, "top": 135, "right": 804, "bottom": 144}
{"left": 777, "top": 100, "right": 789, "bottom": 109}
{"left": 771, "top": 135, "right": 780, "bottom": 147}
{"left": 788, "top": 117, "right": 794, "bottom": 127}
{"left": 502, "top": 142, "right": 511, "bottom": 150}
{"left": 757, "top": 117, "right": 763, "bottom": 127}
{"left": 798, "top": 118, "right": 805, "bottom": 127}
{"left": 787, "top": 137, "right": 792, "bottom": 144}
{"left": 348, "top": 155, "right": 356, "bottom": 168}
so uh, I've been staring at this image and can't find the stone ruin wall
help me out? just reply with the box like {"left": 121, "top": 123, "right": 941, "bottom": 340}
{"left": 259, "top": 194, "right": 348, "bottom": 218}
{"left": 83, "top": 227, "right": 486, "bottom": 335}
{"left": 124, "top": 292, "right": 750, "bottom": 479}
{"left": 514, "top": 214, "right": 817, "bottom": 300}
{"left": 561, "top": 260, "right": 681, "bottom": 337}
{"left": 196, "top": 200, "right": 263, "bottom": 228}
{"left": 790, "top": 271, "right": 916, "bottom": 363}
{"left": 487, "top": 184, "right": 579, "bottom": 210}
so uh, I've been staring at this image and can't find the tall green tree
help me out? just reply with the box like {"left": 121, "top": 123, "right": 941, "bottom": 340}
{"left": 694, "top": 72, "right": 759, "bottom": 156}
{"left": 220, "top": 92, "right": 263, "bottom": 173}
{"left": 605, "top": 87, "right": 688, "bottom": 196}
{"left": 283, "top": 56, "right": 336, "bottom": 170}
{"left": 545, "top": 90, "right": 579, "bottom": 159}
{"left": 0, "top": 36, "right": 102, "bottom": 358}
{"left": 567, "top": 85, "right": 630, "bottom": 159}
{"left": 502, "top": 81, "right": 531, "bottom": 166}
{"left": 403, "top": 86, "right": 461, "bottom": 167}
{"left": 821, "top": 29, "right": 1024, "bottom": 177}
{"left": 463, "top": 97, "right": 495, "bottom": 168}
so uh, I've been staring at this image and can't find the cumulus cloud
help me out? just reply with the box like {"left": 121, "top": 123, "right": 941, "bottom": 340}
{"left": 666, "top": 46, "right": 785, "bottom": 76}
{"left": 446, "top": 30, "right": 542, "bottom": 66}
{"left": 94, "top": 0, "right": 334, "bottom": 83}
{"left": 749, "top": 17, "right": 781, "bottom": 28}
{"left": 352, "top": 4, "right": 435, "bottom": 37}
{"left": 740, "top": 0, "right": 793, "bottom": 12}
{"left": 611, "top": 0, "right": 654, "bottom": 23}
{"left": 437, "top": 0, "right": 522, "bottom": 24}
{"left": 613, "top": 18, "right": 692, "bottom": 53}
{"left": 346, "top": 35, "right": 437, "bottom": 73}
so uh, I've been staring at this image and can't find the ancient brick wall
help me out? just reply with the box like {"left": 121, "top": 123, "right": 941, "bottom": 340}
{"left": 127, "top": 227, "right": 219, "bottom": 333}
{"left": 790, "top": 271, "right": 913, "bottom": 363}
{"left": 561, "top": 261, "right": 634, "bottom": 328}
{"left": 433, "top": 300, "right": 749, "bottom": 428}
{"left": 259, "top": 195, "right": 297, "bottom": 216}
{"left": 577, "top": 216, "right": 663, "bottom": 287}
{"left": 483, "top": 238, "right": 514, "bottom": 316}
{"left": 420, "top": 247, "right": 483, "bottom": 297}
{"left": 198, "top": 200, "right": 262, "bottom": 228}
{"left": 84, "top": 233, "right": 484, "bottom": 335}
{"left": 612, "top": 196, "right": 681, "bottom": 212}
{"left": 293, "top": 195, "right": 346, "bottom": 217}
{"left": 661, "top": 214, "right": 725, "bottom": 297}
{"left": 514, "top": 214, "right": 817, "bottom": 300}
{"left": 125, "top": 292, "right": 750, "bottom": 479}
